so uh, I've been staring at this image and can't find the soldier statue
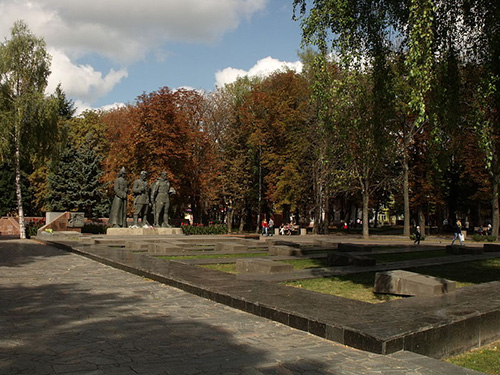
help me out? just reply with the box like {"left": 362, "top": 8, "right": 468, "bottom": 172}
{"left": 108, "top": 167, "right": 128, "bottom": 228}
{"left": 132, "top": 171, "right": 150, "bottom": 227}
{"left": 151, "top": 171, "right": 176, "bottom": 227}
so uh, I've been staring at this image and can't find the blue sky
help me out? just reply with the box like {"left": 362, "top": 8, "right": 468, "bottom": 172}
{"left": 0, "top": 0, "right": 305, "bottom": 113}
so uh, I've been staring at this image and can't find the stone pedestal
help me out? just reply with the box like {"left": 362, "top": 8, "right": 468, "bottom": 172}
{"left": 156, "top": 227, "right": 183, "bottom": 235}
{"left": 106, "top": 227, "right": 183, "bottom": 236}
{"left": 106, "top": 227, "right": 157, "bottom": 236}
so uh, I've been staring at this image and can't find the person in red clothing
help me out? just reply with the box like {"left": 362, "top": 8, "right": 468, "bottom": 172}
{"left": 261, "top": 219, "right": 269, "bottom": 236}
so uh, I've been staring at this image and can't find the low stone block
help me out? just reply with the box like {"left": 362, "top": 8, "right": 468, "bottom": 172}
{"left": 338, "top": 243, "right": 373, "bottom": 252}
{"left": 79, "top": 237, "right": 95, "bottom": 245}
{"left": 445, "top": 245, "right": 483, "bottom": 255}
{"left": 148, "top": 243, "right": 182, "bottom": 254}
{"left": 483, "top": 243, "right": 500, "bottom": 252}
{"left": 156, "top": 227, "right": 183, "bottom": 235}
{"left": 374, "top": 270, "right": 456, "bottom": 297}
{"left": 269, "top": 245, "right": 303, "bottom": 256}
{"left": 106, "top": 227, "right": 157, "bottom": 236}
{"left": 327, "top": 252, "right": 376, "bottom": 267}
{"left": 313, "top": 239, "right": 339, "bottom": 249}
{"left": 214, "top": 242, "right": 248, "bottom": 252}
{"left": 235, "top": 259, "right": 293, "bottom": 274}
{"left": 271, "top": 240, "right": 301, "bottom": 248}
{"left": 125, "top": 241, "right": 152, "bottom": 251}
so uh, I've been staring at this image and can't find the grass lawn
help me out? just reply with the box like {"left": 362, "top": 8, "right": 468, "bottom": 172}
{"left": 446, "top": 340, "right": 500, "bottom": 375}
{"left": 196, "top": 256, "right": 500, "bottom": 302}
{"left": 200, "top": 263, "right": 238, "bottom": 273}
{"left": 285, "top": 274, "right": 401, "bottom": 303}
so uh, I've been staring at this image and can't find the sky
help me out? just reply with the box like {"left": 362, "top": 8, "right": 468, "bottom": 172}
{"left": 0, "top": 0, "right": 305, "bottom": 114}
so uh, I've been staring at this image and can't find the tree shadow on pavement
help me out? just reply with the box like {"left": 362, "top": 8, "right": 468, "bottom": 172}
{"left": 0, "top": 238, "right": 71, "bottom": 267}
{"left": 1, "top": 272, "right": 341, "bottom": 374}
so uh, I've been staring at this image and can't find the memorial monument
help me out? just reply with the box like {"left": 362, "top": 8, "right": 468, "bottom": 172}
{"left": 132, "top": 170, "right": 150, "bottom": 227}
{"left": 151, "top": 171, "right": 176, "bottom": 228}
{"left": 108, "top": 167, "right": 128, "bottom": 228}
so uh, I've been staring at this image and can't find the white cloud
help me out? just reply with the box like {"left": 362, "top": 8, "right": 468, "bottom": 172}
{"left": 215, "top": 56, "right": 303, "bottom": 88}
{"left": 46, "top": 49, "right": 128, "bottom": 105}
{"left": 0, "top": 0, "right": 268, "bottom": 106}
{"left": 0, "top": 0, "right": 267, "bottom": 63}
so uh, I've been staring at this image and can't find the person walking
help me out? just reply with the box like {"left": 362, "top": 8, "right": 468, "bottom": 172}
{"left": 451, "top": 220, "right": 464, "bottom": 246}
{"left": 413, "top": 225, "right": 421, "bottom": 245}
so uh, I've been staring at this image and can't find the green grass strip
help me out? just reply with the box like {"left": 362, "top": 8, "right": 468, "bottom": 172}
{"left": 446, "top": 340, "right": 500, "bottom": 374}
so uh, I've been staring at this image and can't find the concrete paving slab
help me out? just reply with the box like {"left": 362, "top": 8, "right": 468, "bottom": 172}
{"left": 1, "top": 237, "right": 483, "bottom": 375}
{"left": 39, "top": 235, "right": 500, "bottom": 361}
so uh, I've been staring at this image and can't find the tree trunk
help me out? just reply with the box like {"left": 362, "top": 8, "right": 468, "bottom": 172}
{"left": 323, "top": 194, "right": 330, "bottom": 234}
{"left": 361, "top": 177, "right": 370, "bottom": 239}
{"left": 492, "top": 174, "right": 499, "bottom": 239}
{"left": 238, "top": 210, "right": 246, "bottom": 234}
{"left": 227, "top": 207, "right": 234, "bottom": 233}
{"left": 403, "top": 155, "right": 411, "bottom": 237}
{"left": 14, "top": 130, "right": 26, "bottom": 239}
{"left": 418, "top": 206, "right": 425, "bottom": 235}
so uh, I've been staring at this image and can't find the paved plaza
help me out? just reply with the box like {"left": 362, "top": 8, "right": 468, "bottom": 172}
{"left": 0, "top": 237, "right": 487, "bottom": 374}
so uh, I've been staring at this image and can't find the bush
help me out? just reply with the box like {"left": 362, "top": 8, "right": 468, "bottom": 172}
{"left": 409, "top": 234, "right": 425, "bottom": 241}
{"left": 471, "top": 234, "right": 497, "bottom": 242}
{"left": 82, "top": 222, "right": 108, "bottom": 234}
{"left": 25, "top": 221, "right": 44, "bottom": 238}
{"left": 181, "top": 224, "right": 228, "bottom": 235}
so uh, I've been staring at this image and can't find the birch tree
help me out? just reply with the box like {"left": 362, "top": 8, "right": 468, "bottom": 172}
{"left": 0, "top": 20, "right": 59, "bottom": 238}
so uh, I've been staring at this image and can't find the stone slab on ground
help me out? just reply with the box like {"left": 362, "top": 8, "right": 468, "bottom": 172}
{"left": 40, "top": 235, "right": 500, "bottom": 362}
{"left": 235, "top": 258, "right": 294, "bottom": 274}
{"left": 446, "top": 245, "right": 483, "bottom": 255}
{"left": 327, "top": 252, "right": 376, "bottom": 267}
{"left": 268, "top": 240, "right": 302, "bottom": 248}
{"left": 125, "top": 241, "right": 152, "bottom": 251}
{"left": 313, "top": 238, "right": 339, "bottom": 248}
{"left": 374, "top": 270, "right": 456, "bottom": 297}
{"left": 107, "top": 227, "right": 157, "bottom": 236}
{"left": 215, "top": 242, "right": 248, "bottom": 252}
{"left": 338, "top": 243, "right": 373, "bottom": 252}
{"left": 156, "top": 227, "right": 183, "bottom": 235}
{"left": 483, "top": 243, "right": 500, "bottom": 252}
{"left": 268, "top": 245, "right": 304, "bottom": 256}
{"left": 148, "top": 242, "right": 183, "bottom": 254}
{"left": 2, "top": 240, "right": 484, "bottom": 375}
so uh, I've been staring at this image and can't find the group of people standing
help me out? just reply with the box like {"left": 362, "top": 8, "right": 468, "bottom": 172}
{"left": 261, "top": 218, "right": 274, "bottom": 236}
{"left": 108, "top": 168, "right": 176, "bottom": 229}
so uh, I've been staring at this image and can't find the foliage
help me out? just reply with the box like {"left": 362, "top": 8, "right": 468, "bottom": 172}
{"left": 102, "top": 88, "right": 219, "bottom": 224}
{"left": 181, "top": 224, "right": 228, "bottom": 235}
{"left": 0, "top": 161, "right": 16, "bottom": 215}
{"left": 25, "top": 219, "right": 45, "bottom": 238}
{"left": 82, "top": 222, "right": 108, "bottom": 234}
{"left": 471, "top": 234, "right": 497, "bottom": 242}
{"left": 46, "top": 137, "right": 109, "bottom": 219}
{"left": 0, "top": 20, "right": 60, "bottom": 237}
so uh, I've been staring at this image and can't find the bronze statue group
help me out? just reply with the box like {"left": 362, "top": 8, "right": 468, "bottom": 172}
{"left": 108, "top": 168, "right": 176, "bottom": 228}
